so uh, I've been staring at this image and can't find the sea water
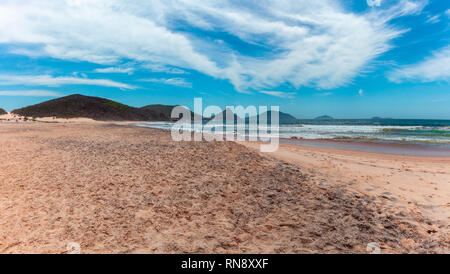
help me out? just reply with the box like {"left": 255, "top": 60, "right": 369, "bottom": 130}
{"left": 136, "top": 119, "right": 450, "bottom": 145}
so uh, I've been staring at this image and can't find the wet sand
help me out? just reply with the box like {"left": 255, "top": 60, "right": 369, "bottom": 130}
{"left": 281, "top": 138, "right": 450, "bottom": 157}
{"left": 0, "top": 122, "right": 448, "bottom": 253}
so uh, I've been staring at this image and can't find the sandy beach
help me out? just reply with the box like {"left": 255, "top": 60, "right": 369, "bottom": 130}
{"left": 241, "top": 141, "right": 450, "bottom": 247}
{"left": 0, "top": 122, "right": 448, "bottom": 253}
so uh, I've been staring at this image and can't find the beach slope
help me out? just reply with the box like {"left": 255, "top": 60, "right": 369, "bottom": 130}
{"left": 0, "top": 123, "right": 447, "bottom": 253}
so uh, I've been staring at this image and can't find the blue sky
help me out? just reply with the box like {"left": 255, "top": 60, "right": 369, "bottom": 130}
{"left": 0, "top": 0, "right": 449, "bottom": 119}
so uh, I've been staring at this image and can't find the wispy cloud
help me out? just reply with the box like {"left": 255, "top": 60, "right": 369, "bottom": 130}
{"left": 367, "top": 0, "right": 382, "bottom": 8}
{"left": 0, "top": 0, "right": 426, "bottom": 92}
{"left": 140, "top": 78, "right": 192, "bottom": 88}
{"left": 94, "top": 67, "right": 134, "bottom": 74}
{"left": 388, "top": 46, "right": 450, "bottom": 83}
{"left": 359, "top": 89, "right": 364, "bottom": 96}
{"left": 0, "top": 90, "right": 61, "bottom": 97}
{"left": 0, "top": 75, "right": 136, "bottom": 90}
{"left": 259, "top": 91, "right": 295, "bottom": 99}
{"left": 95, "top": 63, "right": 188, "bottom": 75}
{"left": 142, "top": 64, "right": 188, "bottom": 75}
{"left": 425, "top": 15, "right": 440, "bottom": 24}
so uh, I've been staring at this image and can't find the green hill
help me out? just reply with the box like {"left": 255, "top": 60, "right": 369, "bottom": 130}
{"left": 0, "top": 108, "right": 7, "bottom": 115}
{"left": 213, "top": 109, "right": 299, "bottom": 124}
{"left": 139, "top": 104, "right": 197, "bottom": 121}
{"left": 11, "top": 94, "right": 157, "bottom": 121}
{"left": 9, "top": 94, "right": 300, "bottom": 123}
{"left": 140, "top": 104, "right": 197, "bottom": 121}
{"left": 257, "top": 110, "right": 299, "bottom": 124}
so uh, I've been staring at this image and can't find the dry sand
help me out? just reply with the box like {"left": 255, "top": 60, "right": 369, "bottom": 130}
{"left": 240, "top": 141, "right": 450, "bottom": 250}
{"left": 0, "top": 112, "right": 98, "bottom": 124}
{"left": 0, "top": 122, "right": 448, "bottom": 253}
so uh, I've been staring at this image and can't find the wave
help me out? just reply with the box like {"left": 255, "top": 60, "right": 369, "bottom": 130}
{"left": 381, "top": 128, "right": 450, "bottom": 137}
{"left": 136, "top": 122, "right": 450, "bottom": 145}
{"left": 325, "top": 136, "right": 450, "bottom": 144}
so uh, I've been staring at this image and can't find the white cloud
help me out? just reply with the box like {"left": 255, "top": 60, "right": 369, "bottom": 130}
{"left": 0, "top": 75, "right": 136, "bottom": 90}
{"left": 96, "top": 63, "right": 188, "bottom": 75}
{"left": 142, "top": 63, "right": 188, "bottom": 75}
{"left": 0, "top": 0, "right": 220, "bottom": 76}
{"left": 425, "top": 15, "right": 440, "bottom": 24}
{"left": 446, "top": 9, "right": 450, "bottom": 17}
{"left": 359, "top": 89, "right": 364, "bottom": 96}
{"left": 94, "top": 67, "right": 134, "bottom": 74}
{"left": 140, "top": 78, "right": 192, "bottom": 88}
{"left": 259, "top": 91, "right": 296, "bottom": 98}
{"left": 388, "top": 46, "right": 450, "bottom": 83}
{"left": 0, "top": 0, "right": 425, "bottom": 92}
{"left": 367, "top": 0, "right": 382, "bottom": 7}
{"left": 0, "top": 90, "right": 61, "bottom": 97}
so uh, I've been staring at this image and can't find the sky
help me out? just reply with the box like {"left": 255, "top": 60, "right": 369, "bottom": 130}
{"left": 0, "top": 0, "right": 449, "bottom": 119}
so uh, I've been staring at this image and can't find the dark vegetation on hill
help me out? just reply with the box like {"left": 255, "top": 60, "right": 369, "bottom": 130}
{"left": 139, "top": 104, "right": 177, "bottom": 121}
{"left": 262, "top": 110, "right": 299, "bottom": 124}
{"left": 0, "top": 108, "right": 7, "bottom": 115}
{"left": 11, "top": 94, "right": 176, "bottom": 121}
{"left": 10, "top": 94, "right": 300, "bottom": 123}
{"left": 208, "top": 108, "right": 240, "bottom": 121}
{"left": 140, "top": 104, "right": 196, "bottom": 121}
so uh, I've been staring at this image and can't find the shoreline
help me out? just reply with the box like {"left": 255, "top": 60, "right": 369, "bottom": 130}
{"left": 3, "top": 115, "right": 449, "bottom": 157}
{"left": 280, "top": 137, "right": 450, "bottom": 157}
{"left": 131, "top": 121, "right": 450, "bottom": 157}
{"left": 133, "top": 122, "right": 450, "bottom": 157}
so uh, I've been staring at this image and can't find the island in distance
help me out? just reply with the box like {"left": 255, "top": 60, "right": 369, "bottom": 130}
{"left": 314, "top": 115, "right": 334, "bottom": 120}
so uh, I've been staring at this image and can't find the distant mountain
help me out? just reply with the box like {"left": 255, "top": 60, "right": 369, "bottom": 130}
{"left": 0, "top": 108, "right": 6, "bottom": 115}
{"left": 9, "top": 94, "right": 300, "bottom": 123}
{"left": 261, "top": 110, "right": 298, "bottom": 124}
{"left": 214, "top": 108, "right": 241, "bottom": 121}
{"left": 371, "top": 116, "right": 392, "bottom": 120}
{"left": 139, "top": 104, "right": 197, "bottom": 121}
{"left": 208, "top": 109, "right": 298, "bottom": 124}
{"left": 12, "top": 94, "right": 163, "bottom": 121}
{"left": 315, "top": 115, "right": 333, "bottom": 120}
{"left": 205, "top": 108, "right": 243, "bottom": 122}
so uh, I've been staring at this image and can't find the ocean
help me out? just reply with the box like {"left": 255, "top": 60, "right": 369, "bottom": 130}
{"left": 136, "top": 119, "right": 450, "bottom": 145}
